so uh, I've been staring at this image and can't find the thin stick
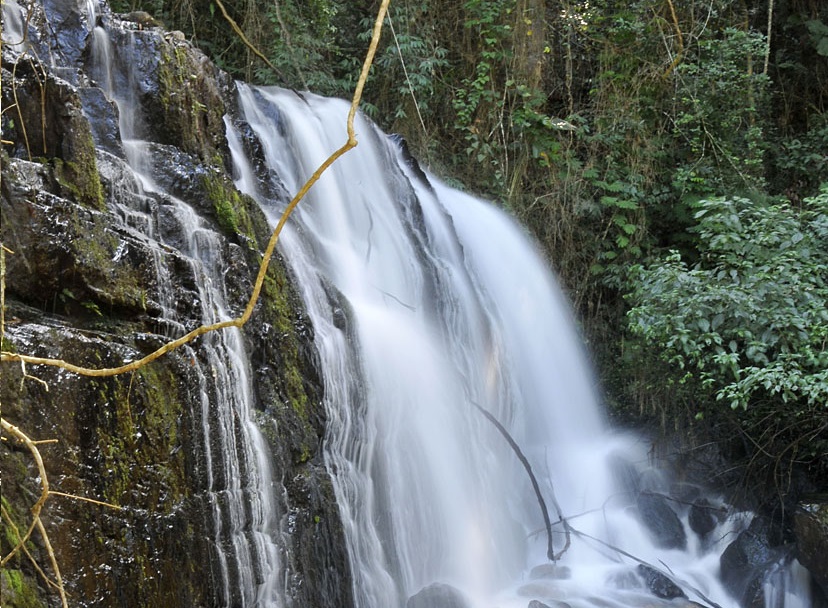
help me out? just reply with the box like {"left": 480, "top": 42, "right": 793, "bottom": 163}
{"left": 470, "top": 400, "right": 571, "bottom": 561}
{"left": 36, "top": 516, "right": 68, "bottom": 608}
{"left": 48, "top": 491, "right": 121, "bottom": 510}
{"left": 1, "top": 419, "right": 50, "bottom": 567}
{"left": 1, "top": 505, "right": 62, "bottom": 591}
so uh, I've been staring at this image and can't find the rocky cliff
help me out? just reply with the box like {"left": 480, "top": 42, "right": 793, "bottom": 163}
{"left": 0, "top": 0, "right": 352, "bottom": 606}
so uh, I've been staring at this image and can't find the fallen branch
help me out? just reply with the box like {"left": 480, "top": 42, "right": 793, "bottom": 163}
{"left": 570, "top": 525, "right": 724, "bottom": 608}
{"left": 470, "top": 400, "right": 571, "bottom": 561}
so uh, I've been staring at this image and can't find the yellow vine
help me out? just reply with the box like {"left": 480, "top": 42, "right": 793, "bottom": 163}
{"left": 0, "top": 0, "right": 391, "bottom": 377}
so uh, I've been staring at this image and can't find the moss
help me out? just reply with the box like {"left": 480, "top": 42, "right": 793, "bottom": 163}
{"left": 202, "top": 173, "right": 259, "bottom": 246}
{"left": 69, "top": 209, "right": 147, "bottom": 312}
{"left": 259, "top": 267, "right": 318, "bottom": 462}
{"left": 0, "top": 569, "right": 45, "bottom": 608}
{"left": 92, "top": 363, "right": 186, "bottom": 508}
{"left": 51, "top": 115, "right": 105, "bottom": 210}
{"left": 157, "top": 42, "right": 225, "bottom": 161}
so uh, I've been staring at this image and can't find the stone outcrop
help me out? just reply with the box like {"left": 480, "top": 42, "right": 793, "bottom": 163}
{"left": 795, "top": 502, "right": 828, "bottom": 602}
{"left": 0, "top": 0, "right": 352, "bottom": 606}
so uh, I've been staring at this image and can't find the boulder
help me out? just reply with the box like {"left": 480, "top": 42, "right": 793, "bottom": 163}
{"left": 636, "top": 492, "right": 687, "bottom": 550}
{"left": 636, "top": 564, "right": 687, "bottom": 600}
{"left": 794, "top": 503, "right": 828, "bottom": 599}
{"left": 407, "top": 582, "right": 472, "bottom": 608}
{"left": 688, "top": 498, "right": 719, "bottom": 539}
{"left": 720, "top": 515, "right": 789, "bottom": 607}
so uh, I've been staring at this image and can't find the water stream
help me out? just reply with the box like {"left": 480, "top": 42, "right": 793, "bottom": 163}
{"left": 80, "top": 3, "right": 283, "bottom": 605}
{"left": 227, "top": 87, "right": 799, "bottom": 608}
{"left": 3, "top": 0, "right": 816, "bottom": 604}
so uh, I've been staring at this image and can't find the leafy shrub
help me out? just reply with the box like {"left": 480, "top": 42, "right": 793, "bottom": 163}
{"left": 626, "top": 189, "right": 828, "bottom": 491}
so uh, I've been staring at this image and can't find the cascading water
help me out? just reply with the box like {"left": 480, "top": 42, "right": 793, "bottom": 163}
{"left": 228, "top": 85, "right": 813, "bottom": 608}
{"left": 4, "top": 0, "right": 817, "bottom": 604}
{"left": 78, "top": 3, "right": 283, "bottom": 605}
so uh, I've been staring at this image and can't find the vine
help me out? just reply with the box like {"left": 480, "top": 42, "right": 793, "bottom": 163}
{"left": 0, "top": 0, "right": 390, "bottom": 602}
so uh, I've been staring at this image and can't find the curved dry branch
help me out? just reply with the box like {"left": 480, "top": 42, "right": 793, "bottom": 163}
{"left": 470, "top": 400, "right": 572, "bottom": 562}
{"left": 0, "top": 419, "right": 68, "bottom": 608}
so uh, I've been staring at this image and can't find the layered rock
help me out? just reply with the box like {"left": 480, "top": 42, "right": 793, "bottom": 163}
{"left": 0, "top": 0, "right": 351, "bottom": 606}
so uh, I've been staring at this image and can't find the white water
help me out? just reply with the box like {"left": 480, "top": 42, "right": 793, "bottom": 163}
{"left": 5, "top": 0, "right": 813, "bottom": 602}
{"left": 228, "top": 86, "right": 768, "bottom": 608}
{"left": 79, "top": 5, "right": 283, "bottom": 605}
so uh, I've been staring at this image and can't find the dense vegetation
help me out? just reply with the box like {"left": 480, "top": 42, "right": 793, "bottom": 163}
{"left": 110, "top": 0, "right": 828, "bottom": 505}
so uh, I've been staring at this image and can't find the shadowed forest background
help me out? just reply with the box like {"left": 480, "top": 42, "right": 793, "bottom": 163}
{"left": 107, "top": 0, "right": 827, "bottom": 507}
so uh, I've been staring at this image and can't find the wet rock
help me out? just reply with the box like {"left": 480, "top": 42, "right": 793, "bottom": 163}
{"left": 407, "top": 582, "right": 473, "bottom": 608}
{"left": 688, "top": 498, "right": 719, "bottom": 539}
{"left": 42, "top": 0, "right": 89, "bottom": 67}
{"left": 794, "top": 502, "right": 828, "bottom": 599}
{"left": 79, "top": 86, "right": 124, "bottom": 158}
{"left": 720, "top": 515, "right": 789, "bottom": 607}
{"left": 636, "top": 564, "right": 687, "bottom": 600}
{"left": 636, "top": 492, "right": 687, "bottom": 550}
{"left": 530, "top": 563, "right": 572, "bottom": 580}
{"left": 528, "top": 600, "right": 571, "bottom": 608}
{"left": 1, "top": 0, "right": 350, "bottom": 606}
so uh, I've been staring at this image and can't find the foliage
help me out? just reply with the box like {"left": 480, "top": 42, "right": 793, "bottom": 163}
{"left": 626, "top": 189, "right": 828, "bottom": 485}
{"left": 671, "top": 28, "right": 770, "bottom": 198}
{"left": 106, "top": 0, "right": 828, "bottom": 494}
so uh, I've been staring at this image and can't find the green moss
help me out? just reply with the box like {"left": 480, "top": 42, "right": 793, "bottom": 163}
{"left": 0, "top": 569, "right": 45, "bottom": 608}
{"left": 92, "top": 364, "right": 186, "bottom": 508}
{"left": 157, "top": 42, "right": 225, "bottom": 161}
{"left": 259, "top": 266, "right": 318, "bottom": 461}
{"left": 69, "top": 210, "right": 147, "bottom": 312}
{"left": 202, "top": 173, "right": 259, "bottom": 246}
{"left": 51, "top": 127, "right": 104, "bottom": 210}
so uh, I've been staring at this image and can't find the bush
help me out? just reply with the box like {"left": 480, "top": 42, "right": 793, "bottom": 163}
{"left": 625, "top": 188, "right": 828, "bottom": 493}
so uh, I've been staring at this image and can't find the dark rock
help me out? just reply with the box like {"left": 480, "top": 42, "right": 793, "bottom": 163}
{"left": 79, "top": 86, "right": 124, "bottom": 158}
{"left": 794, "top": 503, "right": 828, "bottom": 599}
{"left": 636, "top": 564, "right": 687, "bottom": 600}
{"left": 720, "top": 515, "right": 790, "bottom": 607}
{"left": 689, "top": 498, "right": 719, "bottom": 538}
{"left": 636, "top": 492, "right": 687, "bottom": 550}
{"left": 0, "top": 0, "right": 351, "bottom": 606}
{"left": 42, "top": 0, "right": 89, "bottom": 67}
{"left": 407, "top": 582, "right": 472, "bottom": 608}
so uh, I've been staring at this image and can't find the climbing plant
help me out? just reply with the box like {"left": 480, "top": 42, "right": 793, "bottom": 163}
{"left": 0, "top": 1, "right": 392, "bottom": 603}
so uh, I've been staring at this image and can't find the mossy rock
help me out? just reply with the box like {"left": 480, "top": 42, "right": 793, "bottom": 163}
{"left": 0, "top": 569, "right": 45, "bottom": 608}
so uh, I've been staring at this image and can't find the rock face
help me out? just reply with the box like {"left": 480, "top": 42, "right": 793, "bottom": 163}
{"left": 406, "top": 582, "right": 473, "bottom": 608}
{"left": 719, "top": 515, "right": 788, "bottom": 608}
{"left": 0, "top": 0, "right": 352, "bottom": 606}
{"left": 635, "top": 491, "right": 687, "bottom": 550}
{"left": 795, "top": 503, "right": 828, "bottom": 601}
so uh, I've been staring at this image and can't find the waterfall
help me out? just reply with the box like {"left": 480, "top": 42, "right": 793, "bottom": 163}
{"left": 80, "top": 4, "right": 283, "bottom": 605}
{"left": 4, "top": 0, "right": 815, "bottom": 604}
{"left": 228, "top": 85, "right": 814, "bottom": 608}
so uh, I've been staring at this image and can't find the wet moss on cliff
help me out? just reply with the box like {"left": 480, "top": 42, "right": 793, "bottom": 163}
{"left": 0, "top": 568, "right": 45, "bottom": 608}
{"left": 49, "top": 126, "right": 104, "bottom": 211}
{"left": 202, "top": 172, "right": 259, "bottom": 247}
{"left": 1, "top": 65, "right": 104, "bottom": 210}
{"left": 156, "top": 38, "right": 227, "bottom": 162}
{"left": 87, "top": 362, "right": 187, "bottom": 508}
{"left": 68, "top": 206, "right": 148, "bottom": 314}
